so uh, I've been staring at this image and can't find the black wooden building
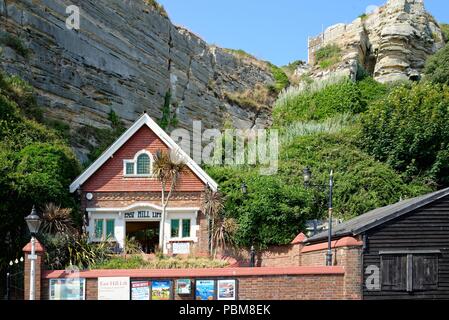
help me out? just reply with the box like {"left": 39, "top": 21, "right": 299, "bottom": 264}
{"left": 306, "top": 188, "right": 449, "bottom": 300}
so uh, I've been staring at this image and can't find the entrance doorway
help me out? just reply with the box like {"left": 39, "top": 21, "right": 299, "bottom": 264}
{"left": 126, "top": 221, "right": 160, "bottom": 253}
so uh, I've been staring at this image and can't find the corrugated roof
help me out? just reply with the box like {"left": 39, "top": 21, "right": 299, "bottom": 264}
{"left": 305, "top": 187, "right": 449, "bottom": 243}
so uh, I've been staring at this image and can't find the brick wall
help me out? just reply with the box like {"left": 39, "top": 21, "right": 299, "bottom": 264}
{"left": 38, "top": 267, "right": 348, "bottom": 300}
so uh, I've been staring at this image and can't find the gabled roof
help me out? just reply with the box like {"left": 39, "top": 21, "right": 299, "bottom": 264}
{"left": 305, "top": 187, "right": 449, "bottom": 243}
{"left": 69, "top": 113, "right": 218, "bottom": 193}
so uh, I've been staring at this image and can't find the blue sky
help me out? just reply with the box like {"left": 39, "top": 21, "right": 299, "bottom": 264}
{"left": 158, "top": 0, "right": 449, "bottom": 66}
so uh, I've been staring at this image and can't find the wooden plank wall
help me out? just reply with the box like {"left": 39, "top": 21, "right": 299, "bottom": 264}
{"left": 363, "top": 196, "right": 449, "bottom": 299}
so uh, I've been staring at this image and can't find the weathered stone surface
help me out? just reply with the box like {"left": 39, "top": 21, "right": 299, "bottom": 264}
{"left": 0, "top": 0, "right": 274, "bottom": 161}
{"left": 306, "top": 0, "right": 445, "bottom": 83}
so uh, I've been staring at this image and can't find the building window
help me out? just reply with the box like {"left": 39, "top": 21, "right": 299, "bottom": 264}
{"left": 380, "top": 253, "right": 439, "bottom": 292}
{"left": 94, "top": 219, "right": 115, "bottom": 241}
{"left": 137, "top": 154, "right": 151, "bottom": 174}
{"left": 106, "top": 219, "right": 115, "bottom": 239}
{"left": 94, "top": 219, "right": 104, "bottom": 239}
{"left": 182, "top": 219, "right": 191, "bottom": 238}
{"left": 171, "top": 219, "right": 191, "bottom": 238}
{"left": 171, "top": 219, "right": 180, "bottom": 238}
{"left": 123, "top": 150, "right": 153, "bottom": 177}
{"left": 125, "top": 162, "right": 134, "bottom": 175}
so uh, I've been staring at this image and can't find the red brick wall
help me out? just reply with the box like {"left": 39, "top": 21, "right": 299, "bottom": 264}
{"left": 39, "top": 267, "right": 349, "bottom": 300}
{"left": 300, "top": 246, "right": 363, "bottom": 300}
{"left": 82, "top": 126, "right": 205, "bottom": 193}
{"left": 238, "top": 275, "right": 344, "bottom": 300}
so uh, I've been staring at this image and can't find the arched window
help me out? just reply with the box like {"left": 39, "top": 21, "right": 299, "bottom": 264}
{"left": 137, "top": 154, "right": 151, "bottom": 175}
{"left": 124, "top": 150, "right": 153, "bottom": 176}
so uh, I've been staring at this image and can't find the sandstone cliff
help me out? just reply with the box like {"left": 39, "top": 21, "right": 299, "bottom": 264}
{"left": 0, "top": 0, "right": 275, "bottom": 161}
{"left": 305, "top": 0, "right": 445, "bottom": 83}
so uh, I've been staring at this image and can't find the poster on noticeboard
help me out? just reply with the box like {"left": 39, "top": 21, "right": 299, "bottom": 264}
{"left": 151, "top": 280, "right": 172, "bottom": 300}
{"left": 217, "top": 279, "right": 237, "bottom": 300}
{"left": 131, "top": 280, "right": 151, "bottom": 300}
{"left": 195, "top": 280, "right": 215, "bottom": 300}
{"left": 49, "top": 278, "right": 85, "bottom": 300}
{"left": 176, "top": 279, "right": 192, "bottom": 295}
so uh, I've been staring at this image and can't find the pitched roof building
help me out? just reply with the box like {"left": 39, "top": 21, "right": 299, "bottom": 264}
{"left": 304, "top": 187, "right": 449, "bottom": 299}
{"left": 69, "top": 113, "right": 218, "bottom": 255}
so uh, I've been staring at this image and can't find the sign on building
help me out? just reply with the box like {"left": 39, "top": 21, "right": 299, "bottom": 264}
{"left": 172, "top": 242, "right": 190, "bottom": 254}
{"left": 98, "top": 277, "right": 130, "bottom": 300}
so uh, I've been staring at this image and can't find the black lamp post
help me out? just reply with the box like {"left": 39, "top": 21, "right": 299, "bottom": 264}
{"left": 303, "top": 167, "right": 334, "bottom": 266}
{"left": 24, "top": 205, "right": 42, "bottom": 300}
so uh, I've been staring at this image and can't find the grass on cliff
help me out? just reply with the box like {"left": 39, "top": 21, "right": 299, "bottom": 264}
{"left": 224, "top": 84, "right": 274, "bottom": 111}
{"left": 315, "top": 44, "right": 342, "bottom": 69}
{"left": 0, "top": 32, "right": 30, "bottom": 58}
{"left": 145, "top": 0, "right": 168, "bottom": 18}
{"left": 272, "top": 76, "right": 389, "bottom": 125}
{"left": 440, "top": 23, "right": 449, "bottom": 42}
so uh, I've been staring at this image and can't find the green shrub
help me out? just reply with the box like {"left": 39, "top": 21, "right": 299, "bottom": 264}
{"left": 41, "top": 233, "right": 112, "bottom": 270}
{"left": 357, "top": 76, "right": 390, "bottom": 104}
{"left": 360, "top": 82, "right": 449, "bottom": 186}
{"left": 0, "top": 73, "right": 81, "bottom": 271}
{"left": 158, "top": 90, "right": 178, "bottom": 131}
{"left": 280, "top": 132, "right": 431, "bottom": 220}
{"left": 206, "top": 130, "right": 430, "bottom": 248}
{"left": 207, "top": 166, "right": 310, "bottom": 249}
{"left": 315, "top": 44, "right": 342, "bottom": 69}
{"left": 273, "top": 78, "right": 366, "bottom": 125}
{"left": 270, "top": 64, "right": 290, "bottom": 92}
{"left": 424, "top": 43, "right": 449, "bottom": 85}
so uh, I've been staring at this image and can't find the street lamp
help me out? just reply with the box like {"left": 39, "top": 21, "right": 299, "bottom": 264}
{"left": 303, "top": 168, "right": 334, "bottom": 266}
{"left": 25, "top": 205, "right": 42, "bottom": 300}
{"left": 241, "top": 183, "right": 248, "bottom": 195}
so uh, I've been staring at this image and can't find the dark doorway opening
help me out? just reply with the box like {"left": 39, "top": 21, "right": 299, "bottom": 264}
{"left": 126, "top": 221, "right": 159, "bottom": 254}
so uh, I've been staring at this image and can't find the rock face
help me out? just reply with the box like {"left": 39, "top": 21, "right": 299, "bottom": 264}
{"left": 0, "top": 0, "right": 275, "bottom": 161}
{"left": 307, "top": 0, "right": 445, "bottom": 83}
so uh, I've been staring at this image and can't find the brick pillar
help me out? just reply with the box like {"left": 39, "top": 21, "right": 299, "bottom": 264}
{"left": 23, "top": 239, "right": 45, "bottom": 300}
{"left": 340, "top": 246, "right": 363, "bottom": 300}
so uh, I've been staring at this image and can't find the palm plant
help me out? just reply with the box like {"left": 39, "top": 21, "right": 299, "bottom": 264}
{"left": 41, "top": 203, "right": 77, "bottom": 235}
{"left": 212, "top": 217, "right": 238, "bottom": 258}
{"left": 152, "top": 149, "right": 187, "bottom": 253}
{"left": 202, "top": 186, "right": 225, "bottom": 255}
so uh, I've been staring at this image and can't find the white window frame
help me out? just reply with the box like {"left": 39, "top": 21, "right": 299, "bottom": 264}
{"left": 92, "top": 218, "right": 116, "bottom": 242}
{"left": 123, "top": 150, "right": 154, "bottom": 177}
{"left": 170, "top": 218, "right": 192, "bottom": 240}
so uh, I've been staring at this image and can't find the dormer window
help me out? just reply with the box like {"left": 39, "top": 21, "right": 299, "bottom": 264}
{"left": 124, "top": 150, "right": 153, "bottom": 177}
